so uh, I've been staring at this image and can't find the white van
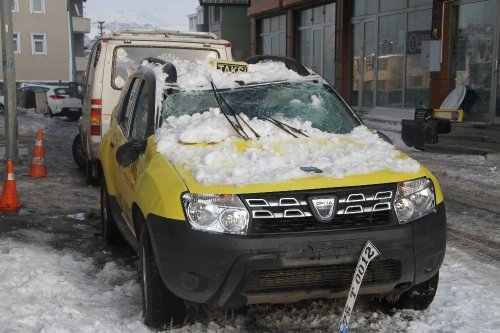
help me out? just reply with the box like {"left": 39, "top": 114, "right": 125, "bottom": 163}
{"left": 73, "top": 29, "right": 234, "bottom": 184}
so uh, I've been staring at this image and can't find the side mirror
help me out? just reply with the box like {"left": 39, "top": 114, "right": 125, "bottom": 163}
{"left": 116, "top": 139, "right": 147, "bottom": 167}
{"left": 68, "top": 82, "right": 79, "bottom": 98}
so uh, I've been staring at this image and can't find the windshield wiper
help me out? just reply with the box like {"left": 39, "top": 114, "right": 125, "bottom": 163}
{"left": 260, "top": 115, "right": 309, "bottom": 138}
{"left": 210, "top": 82, "right": 260, "bottom": 140}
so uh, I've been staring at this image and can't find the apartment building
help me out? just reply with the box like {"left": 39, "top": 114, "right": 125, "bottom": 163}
{"left": 191, "top": 0, "right": 251, "bottom": 60}
{"left": 1, "top": 0, "right": 90, "bottom": 83}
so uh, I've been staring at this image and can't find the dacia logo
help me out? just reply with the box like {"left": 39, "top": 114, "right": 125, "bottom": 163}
{"left": 309, "top": 196, "right": 337, "bottom": 223}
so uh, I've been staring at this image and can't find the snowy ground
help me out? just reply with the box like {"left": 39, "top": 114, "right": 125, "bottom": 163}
{"left": 0, "top": 110, "right": 499, "bottom": 332}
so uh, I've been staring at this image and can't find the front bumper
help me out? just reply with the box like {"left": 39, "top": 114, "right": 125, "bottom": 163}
{"left": 146, "top": 203, "right": 446, "bottom": 309}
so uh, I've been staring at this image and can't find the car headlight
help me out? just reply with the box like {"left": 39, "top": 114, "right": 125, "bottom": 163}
{"left": 182, "top": 193, "right": 249, "bottom": 235}
{"left": 394, "top": 178, "right": 435, "bottom": 224}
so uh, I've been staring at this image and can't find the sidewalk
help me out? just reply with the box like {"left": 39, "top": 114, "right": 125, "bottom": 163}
{"left": 359, "top": 107, "right": 500, "bottom": 161}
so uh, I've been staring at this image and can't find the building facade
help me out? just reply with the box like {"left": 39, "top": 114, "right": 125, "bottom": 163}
{"left": 1, "top": 0, "right": 90, "bottom": 83}
{"left": 191, "top": 1, "right": 251, "bottom": 61}
{"left": 248, "top": 0, "right": 500, "bottom": 125}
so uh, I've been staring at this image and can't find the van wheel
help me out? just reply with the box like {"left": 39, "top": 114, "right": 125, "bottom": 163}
{"left": 139, "top": 222, "right": 186, "bottom": 329}
{"left": 86, "top": 159, "right": 100, "bottom": 185}
{"left": 72, "top": 134, "right": 85, "bottom": 169}
{"left": 101, "top": 179, "right": 126, "bottom": 246}
{"left": 382, "top": 272, "right": 439, "bottom": 311}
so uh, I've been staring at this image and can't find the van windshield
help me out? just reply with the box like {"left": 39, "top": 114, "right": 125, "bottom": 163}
{"left": 162, "top": 80, "right": 360, "bottom": 134}
{"left": 112, "top": 46, "right": 220, "bottom": 89}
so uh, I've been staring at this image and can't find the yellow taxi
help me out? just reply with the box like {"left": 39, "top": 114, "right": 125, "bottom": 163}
{"left": 99, "top": 56, "right": 446, "bottom": 328}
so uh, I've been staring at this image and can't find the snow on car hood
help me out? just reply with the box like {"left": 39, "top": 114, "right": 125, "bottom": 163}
{"left": 154, "top": 108, "right": 420, "bottom": 186}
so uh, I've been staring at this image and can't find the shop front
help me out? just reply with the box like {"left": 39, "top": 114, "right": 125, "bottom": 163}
{"left": 449, "top": 0, "right": 500, "bottom": 123}
{"left": 350, "top": 0, "right": 500, "bottom": 124}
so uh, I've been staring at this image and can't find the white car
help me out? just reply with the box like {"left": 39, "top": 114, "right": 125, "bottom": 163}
{"left": 0, "top": 84, "right": 82, "bottom": 121}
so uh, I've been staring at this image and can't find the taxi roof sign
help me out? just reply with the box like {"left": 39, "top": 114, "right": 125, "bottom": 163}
{"left": 211, "top": 60, "right": 248, "bottom": 73}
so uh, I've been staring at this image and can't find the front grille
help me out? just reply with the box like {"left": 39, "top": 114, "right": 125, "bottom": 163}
{"left": 243, "top": 260, "right": 401, "bottom": 294}
{"left": 242, "top": 184, "right": 396, "bottom": 234}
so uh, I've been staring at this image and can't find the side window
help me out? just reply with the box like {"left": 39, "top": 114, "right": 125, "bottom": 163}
{"left": 119, "top": 79, "right": 141, "bottom": 135}
{"left": 130, "top": 83, "right": 150, "bottom": 141}
{"left": 84, "top": 42, "right": 101, "bottom": 100}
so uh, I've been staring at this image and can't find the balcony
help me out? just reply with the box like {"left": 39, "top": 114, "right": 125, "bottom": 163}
{"left": 72, "top": 16, "right": 91, "bottom": 34}
{"left": 75, "top": 56, "right": 88, "bottom": 72}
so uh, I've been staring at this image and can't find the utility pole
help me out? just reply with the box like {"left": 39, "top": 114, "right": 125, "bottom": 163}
{"left": 1, "top": 0, "right": 19, "bottom": 163}
{"left": 97, "top": 20, "right": 105, "bottom": 36}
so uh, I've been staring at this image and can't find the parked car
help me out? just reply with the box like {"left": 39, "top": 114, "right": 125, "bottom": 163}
{"left": 73, "top": 29, "right": 235, "bottom": 185}
{"left": 99, "top": 57, "right": 446, "bottom": 329}
{"left": 0, "top": 84, "right": 82, "bottom": 121}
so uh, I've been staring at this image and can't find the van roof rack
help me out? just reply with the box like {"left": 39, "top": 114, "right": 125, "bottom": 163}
{"left": 112, "top": 29, "right": 219, "bottom": 40}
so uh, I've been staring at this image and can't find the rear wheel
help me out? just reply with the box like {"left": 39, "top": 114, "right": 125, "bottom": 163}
{"left": 139, "top": 222, "right": 186, "bottom": 329}
{"left": 383, "top": 272, "right": 439, "bottom": 310}
{"left": 101, "top": 179, "right": 126, "bottom": 246}
{"left": 72, "top": 134, "right": 85, "bottom": 169}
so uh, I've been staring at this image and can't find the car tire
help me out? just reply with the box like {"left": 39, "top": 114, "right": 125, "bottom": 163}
{"left": 139, "top": 222, "right": 186, "bottom": 329}
{"left": 72, "top": 134, "right": 86, "bottom": 169}
{"left": 101, "top": 179, "right": 126, "bottom": 246}
{"left": 382, "top": 272, "right": 439, "bottom": 311}
{"left": 86, "top": 159, "right": 101, "bottom": 185}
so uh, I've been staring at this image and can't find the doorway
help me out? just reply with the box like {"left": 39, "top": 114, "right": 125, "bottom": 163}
{"left": 450, "top": 0, "right": 500, "bottom": 123}
{"left": 351, "top": 19, "right": 377, "bottom": 110}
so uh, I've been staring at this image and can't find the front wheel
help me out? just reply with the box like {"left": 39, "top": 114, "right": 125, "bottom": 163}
{"left": 139, "top": 222, "right": 186, "bottom": 329}
{"left": 72, "top": 134, "right": 85, "bottom": 169}
{"left": 383, "top": 272, "right": 439, "bottom": 310}
{"left": 100, "top": 179, "right": 125, "bottom": 247}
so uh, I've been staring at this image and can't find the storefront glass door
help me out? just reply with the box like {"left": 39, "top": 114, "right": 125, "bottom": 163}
{"left": 351, "top": 19, "right": 376, "bottom": 109}
{"left": 495, "top": 1, "right": 500, "bottom": 123}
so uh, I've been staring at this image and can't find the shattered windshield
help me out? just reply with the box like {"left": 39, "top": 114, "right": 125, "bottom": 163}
{"left": 162, "top": 80, "right": 360, "bottom": 134}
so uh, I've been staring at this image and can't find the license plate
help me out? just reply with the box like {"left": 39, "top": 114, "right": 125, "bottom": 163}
{"left": 339, "top": 240, "right": 381, "bottom": 333}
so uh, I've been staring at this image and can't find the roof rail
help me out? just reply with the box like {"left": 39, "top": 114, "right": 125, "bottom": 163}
{"left": 245, "top": 55, "right": 310, "bottom": 76}
{"left": 112, "top": 29, "right": 219, "bottom": 40}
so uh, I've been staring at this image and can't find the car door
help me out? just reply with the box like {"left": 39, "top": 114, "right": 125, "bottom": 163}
{"left": 114, "top": 77, "right": 153, "bottom": 227}
{"left": 108, "top": 77, "right": 141, "bottom": 222}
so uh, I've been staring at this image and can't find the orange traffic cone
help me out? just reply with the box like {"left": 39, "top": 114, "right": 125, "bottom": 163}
{"left": 0, "top": 159, "right": 20, "bottom": 211}
{"left": 28, "top": 129, "right": 47, "bottom": 178}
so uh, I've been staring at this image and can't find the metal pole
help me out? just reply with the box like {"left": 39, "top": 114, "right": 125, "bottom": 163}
{"left": 97, "top": 20, "right": 105, "bottom": 36}
{"left": 1, "top": 1, "right": 19, "bottom": 163}
{"left": 67, "top": 0, "right": 76, "bottom": 82}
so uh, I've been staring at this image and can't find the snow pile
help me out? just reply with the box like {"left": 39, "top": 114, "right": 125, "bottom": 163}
{"left": 155, "top": 109, "right": 420, "bottom": 186}
{"left": 0, "top": 232, "right": 147, "bottom": 333}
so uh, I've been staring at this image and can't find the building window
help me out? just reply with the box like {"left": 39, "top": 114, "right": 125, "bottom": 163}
{"left": 377, "top": 13, "right": 405, "bottom": 107}
{"left": 13, "top": 33, "right": 20, "bottom": 53}
{"left": 259, "top": 15, "right": 286, "bottom": 57}
{"left": 31, "top": 34, "right": 47, "bottom": 55}
{"left": 11, "top": 0, "right": 18, "bottom": 12}
{"left": 298, "top": 3, "right": 336, "bottom": 84}
{"left": 405, "top": 9, "right": 431, "bottom": 107}
{"left": 211, "top": 6, "right": 221, "bottom": 23}
{"left": 31, "top": 0, "right": 45, "bottom": 14}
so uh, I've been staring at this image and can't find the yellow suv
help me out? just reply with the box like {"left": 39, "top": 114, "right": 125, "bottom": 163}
{"left": 99, "top": 56, "right": 446, "bottom": 328}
